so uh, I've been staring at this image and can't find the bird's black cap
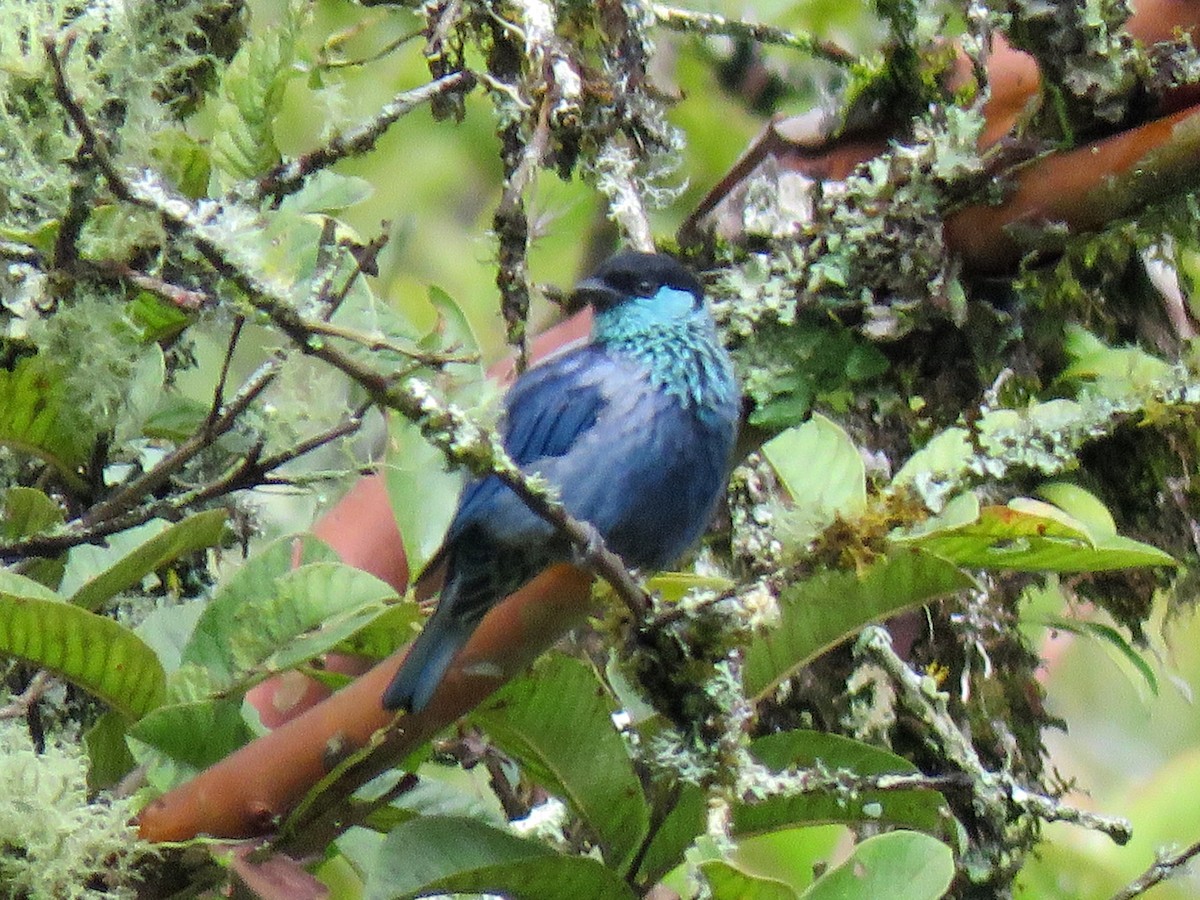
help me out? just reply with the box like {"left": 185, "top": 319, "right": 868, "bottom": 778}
{"left": 572, "top": 251, "right": 704, "bottom": 311}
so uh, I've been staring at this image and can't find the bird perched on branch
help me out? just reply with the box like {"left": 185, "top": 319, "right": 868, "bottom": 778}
{"left": 383, "top": 250, "right": 741, "bottom": 714}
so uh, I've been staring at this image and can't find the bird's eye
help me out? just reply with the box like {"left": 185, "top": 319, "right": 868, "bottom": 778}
{"left": 637, "top": 279, "right": 655, "bottom": 296}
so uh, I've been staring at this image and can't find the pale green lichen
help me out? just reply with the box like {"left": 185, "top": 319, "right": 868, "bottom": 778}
{"left": 0, "top": 721, "right": 150, "bottom": 899}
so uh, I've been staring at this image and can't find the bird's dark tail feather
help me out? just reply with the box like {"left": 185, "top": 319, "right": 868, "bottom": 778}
{"left": 382, "top": 612, "right": 473, "bottom": 714}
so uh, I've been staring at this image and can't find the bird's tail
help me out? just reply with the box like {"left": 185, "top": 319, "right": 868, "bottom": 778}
{"left": 382, "top": 608, "right": 474, "bottom": 714}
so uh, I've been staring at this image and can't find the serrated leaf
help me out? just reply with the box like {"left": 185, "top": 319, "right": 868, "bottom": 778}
{"left": 179, "top": 560, "right": 398, "bottom": 697}
{"left": 798, "top": 831, "right": 954, "bottom": 900}
{"left": 210, "top": 23, "right": 296, "bottom": 182}
{"left": 734, "top": 731, "right": 955, "bottom": 842}
{"left": 364, "top": 816, "right": 636, "bottom": 900}
{"left": 0, "top": 355, "right": 91, "bottom": 490}
{"left": 702, "top": 860, "right": 797, "bottom": 899}
{"left": 472, "top": 654, "right": 650, "bottom": 872}
{"left": 743, "top": 550, "right": 975, "bottom": 700}
{"left": 67, "top": 509, "right": 229, "bottom": 611}
{"left": 0, "top": 572, "right": 165, "bottom": 718}
{"left": 764, "top": 414, "right": 867, "bottom": 544}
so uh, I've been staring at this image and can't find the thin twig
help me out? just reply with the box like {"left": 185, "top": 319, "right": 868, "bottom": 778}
{"left": 1110, "top": 838, "right": 1200, "bottom": 900}
{"left": 254, "top": 71, "right": 477, "bottom": 203}
{"left": 650, "top": 3, "right": 855, "bottom": 66}
{"left": 857, "top": 627, "right": 1133, "bottom": 847}
{"left": 303, "top": 319, "right": 479, "bottom": 366}
{"left": 0, "top": 671, "right": 54, "bottom": 720}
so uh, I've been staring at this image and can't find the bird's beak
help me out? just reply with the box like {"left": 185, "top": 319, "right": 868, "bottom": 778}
{"left": 571, "top": 276, "right": 623, "bottom": 311}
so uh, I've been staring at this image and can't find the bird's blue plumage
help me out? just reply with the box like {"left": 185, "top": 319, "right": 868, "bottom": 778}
{"left": 383, "top": 251, "right": 740, "bottom": 713}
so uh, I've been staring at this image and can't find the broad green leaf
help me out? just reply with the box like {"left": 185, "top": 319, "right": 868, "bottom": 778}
{"left": 364, "top": 816, "right": 636, "bottom": 900}
{"left": 424, "top": 285, "right": 482, "bottom": 362}
{"left": 703, "top": 860, "right": 797, "bottom": 899}
{"left": 127, "top": 698, "right": 253, "bottom": 782}
{"left": 632, "top": 781, "right": 706, "bottom": 886}
{"left": 743, "top": 550, "right": 975, "bottom": 700}
{"left": 66, "top": 509, "right": 229, "bottom": 611}
{"left": 142, "top": 394, "right": 211, "bottom": 441}
{"left": 332, "top": 601, "right": 425, "bottom": 660}
{"left": 179, "top": 561, "right": 398, "bottom": 696}
{"left": 1043, "top": 617, "right": 1159, "bottom": 696}
{"left": 1035, "top": 482, "right": 1116, "bottom": 537}
{"left": 1, "top": 486, "right": 66, "bottom": 586}
{"left": 473, "top": 654, "right": 650, "bottom": 872}
{"left": 763, "top": 414, "right": 867, "bottom": 542}
{"left": 279, "top": 170, "right": 375, "bottom": 214}
{"left": 128, "top": 291, "right": 191, "bottom": 344}
{"left": 385, "top": 413, "right": 463, "bottom": 577}
{"left": 0, "top": 572, "right": 165, "bottom": 718}
{"left": 84, "top": 710, "right": 137, "bottom": 792}
{"left": 0, "top": 355, "right": 90, "bottom": 490}
{"left": 798, "top": 831, "right": 954, "bottom": 900}
{"left": 734, "top": 731, "right": 955, "bottom": 842}
{"left": 900, "top": 501, "right": 1176, "bottom": 572}
{"left": 1, "top": 486, "right": 64, "bottom": 537}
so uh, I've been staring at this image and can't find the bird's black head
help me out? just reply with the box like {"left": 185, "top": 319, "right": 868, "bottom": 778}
{"left": 572, "top": 251, "right": 704, "bottom": 312}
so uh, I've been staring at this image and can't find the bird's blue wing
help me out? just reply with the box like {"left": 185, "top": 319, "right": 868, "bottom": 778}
{"left": 445, "top": 346, "right": 611, "bottom": 543}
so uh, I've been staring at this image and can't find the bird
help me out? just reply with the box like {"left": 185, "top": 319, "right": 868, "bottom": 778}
{"left": 383, "top": 250, "right": 741, "bottom": 714}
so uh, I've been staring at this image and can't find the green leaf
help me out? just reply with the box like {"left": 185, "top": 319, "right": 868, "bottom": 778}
{"left": 364, "top": 816, "right": 636, "bottom": 900}
{"left": 1, "top": 486, "right": 64, "bottom": 538}
{"left": 210, "top": 21, "right": 296, "bottom": 182}
{"left": 179, "top": 561, "right": 399, "bottom": 697}
{"left": 1060, "top": 324, "right": 1170, "bottom": 397}
{"left": 84, "top": 710, "right": 137, "bottom": 792}
{"left": 0, "top": 571, "right": 165, "bottom": 718}
{"left": 1, "top": 486, "right": 65, "bottom": 586}
{"left": 66, "top": 509, "right": 229, "bottom": 611}
{"left": 472, "top": 654, "right": 650, "bottom": 872}
{"left": 1035, "top": 482, "right": 1116, "bottom": 537}
{"left": 763, "top": 414, "right": 867, "bottom": 543}
{"left": 425, "top": 285, "right": 482, "bottom": 362}
{"left": 734, "top": 731, "right": 955, "bottom": 841}
{"left": 128, "top": 292, "right": 191, "bottom": 344}
{"left": 899, "top": 500, "right": 1176, "bottom": 573}
{"left": 127, "top": 698, "right": 254, "bottom": 781}
{"left": 632, "top": 782, "right": 706, "bottom": 886}
{"left": 278, "top": 170, "right": 375, "bottom": 214}
{"left": 141, "top": 394, "right": 211, "bottom": 441}
{"left": 743, "top": 550, "right": 975, "bottom": 700}
{"left": 0, "top": 355, "right": 91, "bottom": 490}
{"left": 385, "top": 413, "right": 464, "bottom": 577}
{"left": 1043, "top": 617, "right": 1159, "bottom": 695}
{"left": 798, "top": 831, "right": 955, "bottom": 900}
{"left": 702, "top": 860, "right": 798, "bottom": 899}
